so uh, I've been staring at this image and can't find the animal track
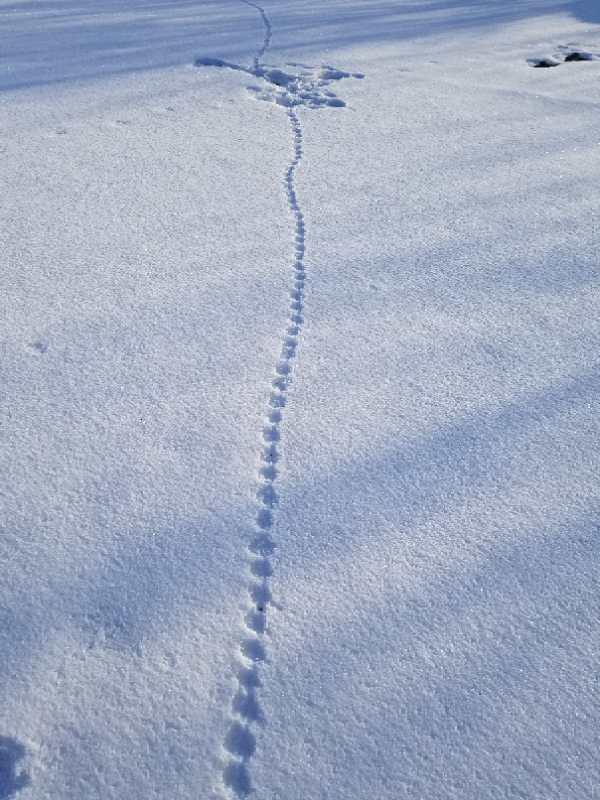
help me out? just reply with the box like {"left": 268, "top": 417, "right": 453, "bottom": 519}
{"left": 245, "top": 63, "right": 364, "bottom": 109}
{"left": 217, "top": 95, "right": 309, "bottom": 781}
{"left": 198, "top": 3, "right": 363, "bottom": 797}
{"left": 232, "top": 685, "right": 264, "bottom": 722}
{"left": 196, "top": 56, "right": 363, "bottom": 111}
{"left": 241, "top": 638, "right": 266, "bottom": 663}
{"left": 222, "top": 761, "right": 252, "bottom": 797}
{"left": 241, "top": 0, "right": 272, "bottom": 72}
{"left": 527, "top": 44, "right": 599, "bottom": 68}
{"left": 224, "top": 722, "right": 256, "bottom": 758}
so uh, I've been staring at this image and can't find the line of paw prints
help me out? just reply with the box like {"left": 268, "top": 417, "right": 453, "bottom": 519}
{"left": 220, "top": 109, "right": 305, "bottom": 798}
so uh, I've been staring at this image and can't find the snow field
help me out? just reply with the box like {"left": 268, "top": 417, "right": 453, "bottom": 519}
{"left": 1, "top": 1, "right": 600, "bottom": 798}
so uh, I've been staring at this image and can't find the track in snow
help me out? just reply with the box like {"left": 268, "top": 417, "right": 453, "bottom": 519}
{"left": 240, "top": 0, "right": 272, "bottom": 71}
{"left": 221, "top": 105, "right": 305, "bottom": 798}
{"left": 196, "top": 3, "right": 363, "bottom": 796}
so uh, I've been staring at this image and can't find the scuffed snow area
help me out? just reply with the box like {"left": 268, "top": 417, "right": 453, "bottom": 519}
{"left": 1, "top": 1, "right": 600, "bottom": 799}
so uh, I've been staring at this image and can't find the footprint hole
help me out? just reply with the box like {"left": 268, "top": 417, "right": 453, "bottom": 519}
{"left": 262, "top": 426, "right": 280, "bottom": 443}
{"left": 224, "top": 722, "right": 256, "bottom": 758}
{"left": 259, "top": 464, "right": 277, "bottom": 481}
{"left": 249, "top": 534, "right": 275, "bottom": 556}
{"left": 245, "top": 610, "right": 267, "bottom": 634}
{"left": 251, "top": 558, "right": 273, "bottom": 578}
{"left": 256, "top": 508, "right": 273, "bottom": 530}
{"left": 261, "top": 444, "right": 279, "bottom": 464}
{"left": 238, "top": 666, "right": 261, "bottom": 688}
{"left": 241, "top": 638, "right": 267, "bottom": 662}
{"left": 223, "top": 760, "right": 252, "bottom": 796}
{"left": 250, "top": 584, "right": 272, "bottom": 606}
{"left": 257, "top": 484, "right": 277, "bottom": 508}
{"left": 232, "top": 688, "right": 264, "bottom": 723}
{"left": 269, "top": 392, "right": 286, "bottom": 408}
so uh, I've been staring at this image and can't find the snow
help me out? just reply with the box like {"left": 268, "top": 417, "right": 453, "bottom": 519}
{"left": 2, "top": 1, "right": 600, "bottom": 799}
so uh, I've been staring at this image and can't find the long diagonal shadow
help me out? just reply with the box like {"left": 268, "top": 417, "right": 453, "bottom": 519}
{"left": 263, "top": 506, "right": 600, "bottom": 797}
{"left": 2, "top": 0, "right": 580, "bottom": 93}
{"left": 571, "top": 0, "right": 600, "bottom": 23}
{"left": 254, "top": 367, "right": 600, "bottom": 796}
{"left": 2, "top": 367, "right": 597, "bottom": 681}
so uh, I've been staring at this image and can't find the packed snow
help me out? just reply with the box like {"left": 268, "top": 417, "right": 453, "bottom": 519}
{"left": 1, "top": 1, "right": 600, "bottom": 799}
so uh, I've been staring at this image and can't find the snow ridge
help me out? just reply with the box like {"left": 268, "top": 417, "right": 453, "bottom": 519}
{"left": 219, "top": 2, "right": 306, "bottom": 797}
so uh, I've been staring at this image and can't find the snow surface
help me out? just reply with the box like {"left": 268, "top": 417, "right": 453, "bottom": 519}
{"left": 2, "top": 1, "right": 600, "bottom": 798}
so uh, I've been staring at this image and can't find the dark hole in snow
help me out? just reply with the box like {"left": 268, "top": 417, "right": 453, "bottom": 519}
{"left": 564, "top": 50, "right": 594, "bottom": 61}
{"left": 30, "top": 340, "right": 48, "bottom": 354}
{"left": 531, "top": 58, "right": 560, "bottom": 68}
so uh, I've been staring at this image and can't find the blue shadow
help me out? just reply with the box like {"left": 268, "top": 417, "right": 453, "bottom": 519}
{"left": 0, "top": 738, "right": 29, "bottom": 799}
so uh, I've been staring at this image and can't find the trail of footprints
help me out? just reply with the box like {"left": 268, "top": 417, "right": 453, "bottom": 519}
{"left": 221, "top": 108, "right": 306, "bottom": 798}
{"left": 196, "top": 2, "right": 362, "bottom": 797}
{"left": 240, "top": 0, "right": 272, "bottom": 71}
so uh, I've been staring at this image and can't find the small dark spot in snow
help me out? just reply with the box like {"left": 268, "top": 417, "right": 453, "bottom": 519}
{"left": 29, "top": 340, "right": 48, "bottom": 354}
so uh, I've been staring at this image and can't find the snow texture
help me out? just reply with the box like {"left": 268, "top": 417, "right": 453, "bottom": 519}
{"left": 1, "top": 1, "right": 600, "bottom": 799}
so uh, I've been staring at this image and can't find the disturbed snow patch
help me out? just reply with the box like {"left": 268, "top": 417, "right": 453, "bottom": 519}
{"left": 195, "top": 57, "right": 364, "bottom": 109}
{"left": 248, "top": 63, "right": 364, "bottom": 108}
{"left": 527, "top": 43, "right": 599, "bottom": 68}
